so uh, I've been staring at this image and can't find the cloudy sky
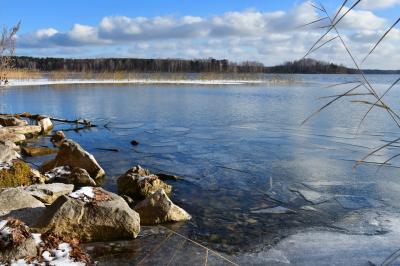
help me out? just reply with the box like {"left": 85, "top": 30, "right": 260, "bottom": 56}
{"left": 1, "top": 0, "right": 399, "bottom": 69}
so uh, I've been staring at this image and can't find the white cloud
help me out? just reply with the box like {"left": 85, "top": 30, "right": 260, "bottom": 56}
{"left": 339, "top": 7, "right": 387, "bottom": 30}
{"left": 15, "top": 1, "right": 400, "bottom": 69}
{"left": 359, "top": 0, "right": 400, "bottom": 9}
{"left": 36, "top": 28, "right": 58, "bottom": 38}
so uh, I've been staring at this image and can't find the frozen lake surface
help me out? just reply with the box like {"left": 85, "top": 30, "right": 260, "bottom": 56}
{"left": 2, "top": 74, "right": 400, "bottom": 265}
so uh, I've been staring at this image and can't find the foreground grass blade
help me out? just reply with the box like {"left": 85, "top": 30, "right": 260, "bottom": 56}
{"left": 357, "top": 78, "right": 400, "bottom": 129}
{"left": 362, "top": 17, "right": 400, "bottom": 64}
{"left": 301, "top": 83, "right": 363, "bottom": 125}
{"left": 355, "top": 137, "right": 400, "bottom": 167}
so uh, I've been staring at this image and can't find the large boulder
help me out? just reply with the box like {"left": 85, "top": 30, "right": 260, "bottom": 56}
{"left": 25, "top": 183, "right": 74, "bottom": 204}
{"left": 0, "top": 188, "right": 46, "bottom": 226}
{"left": 0, "top": 218, "right": 37, "bottom": 263}
{"left": 40, "top": 139, "right": 105, "bottom": 179}
{"left": 35, "top": 187, "right": 140, "bottom": 242}
{"left": 0, "top": 160, "right": 42, "bottom": 189}
{"left": 117, "top": 165, "right": 172, "bottom": 199}
{"left": 38, "top": 117, "right": 53, "bottom": 133}
{"left": 134, "top": 189, "right": 191, "bottom": 225}
{"left": 0, "top": 115, "right": 28, "bottom": 127}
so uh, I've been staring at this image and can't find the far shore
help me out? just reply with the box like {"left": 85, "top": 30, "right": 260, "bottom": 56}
{"left": 6, "top": 78, "right": 268, "bottom": 87}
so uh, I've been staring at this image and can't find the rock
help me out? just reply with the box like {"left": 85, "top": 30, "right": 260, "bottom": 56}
{"left": 30, "top": 168, "right": 47, "bottom": 184}
{"left": 117, "top": 165, "right": 172, "bottom": 199}
{"left": 0, "top": 219, "right": 38, "bottom": 263}
{"left": 0, "top": 143, "right": 20, "bottom": 164}
{"left": 122, "top": 195, "right": 135, "bottom": 207}
{"left": 50, "top": 131, "right": 65, "bottom": 147}
{"left": 0, "top": 115, "right": 28, "bottom": 127}
{"left": 40, "top": 139, "right": 105, "bottom": 179}
{"left": 25, "top": 183, "right": 74, "bottom": 204}
{"left": 134, "top": 189, "right": 191, "bottom": 225}
{"left": 157, "top": 173, "right": 180, "bottom": 181}
{"left": 44, "top": 166, "right": 96, "bottom": 187}
{"left": 130, "top": 140, "right": 139, "bottom": 145}
{"left": 68, "top": 167, "right": 97, "bottom": 187}
{"left": 0, "top": 188, "right": 46, "bottom": 226}
{"left": 0, "top": 132, "right": 25, "bottom": 143}
{"left": 0, "top": 125, "right": 42, "bottom": 135}
{"left": 21, "top": 146, "right": 57, "bottom": 157}
{"left": 35, "top": 188, "right": 140, "bottom": 242}
{"left": 0, "top": 140, "right": 20, "bottom": 151}
{"left": 0, "top": 160, "right": 40, "bottom": 189}
{"left": 44, "top": 166, "right": 72, "bottom": 182}
{"left": 38, "top": 117, "right": 53, "bottom": 133}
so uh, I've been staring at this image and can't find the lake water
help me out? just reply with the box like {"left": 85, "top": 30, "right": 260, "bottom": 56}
{"left": 2, "top": 74, "right": 400, "bottom": 264}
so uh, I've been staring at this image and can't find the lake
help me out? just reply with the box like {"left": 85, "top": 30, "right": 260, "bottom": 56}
{"left": 2, "top": 74, "right": 400, "bottom": 264}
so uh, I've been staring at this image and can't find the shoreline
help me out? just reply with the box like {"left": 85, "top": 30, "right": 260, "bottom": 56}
{"left": 5, "top": 78, "right": 269, "bottom": 87}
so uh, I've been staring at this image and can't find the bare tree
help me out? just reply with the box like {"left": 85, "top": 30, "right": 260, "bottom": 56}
{"left": 0, "top": 22, "right": 20, "bottom": 86}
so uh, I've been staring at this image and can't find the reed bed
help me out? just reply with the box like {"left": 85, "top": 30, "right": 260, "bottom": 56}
{"left": 6, "top": 70, "right": 298, "bottom": 84}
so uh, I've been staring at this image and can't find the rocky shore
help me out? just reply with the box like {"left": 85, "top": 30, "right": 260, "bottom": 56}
{"left": 0, "top": 114, "right": 191, "bottom": 265}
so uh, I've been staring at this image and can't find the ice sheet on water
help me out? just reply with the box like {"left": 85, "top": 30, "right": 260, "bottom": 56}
{"left": 335, "top": 195, "right": 382, "bottom": 210}
{"left": 251, "top": 206, "right": 295, "bottom": 214}
{"left": 246, "top": 214, "right": 400, "bottom": 266}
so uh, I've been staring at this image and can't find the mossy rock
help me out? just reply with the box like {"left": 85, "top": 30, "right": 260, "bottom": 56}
{"left": 0, "top": 160, "right": 37, "bottom": 188}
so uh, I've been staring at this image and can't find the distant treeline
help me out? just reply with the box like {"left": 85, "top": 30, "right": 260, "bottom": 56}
{"left": 12, "top": 56, "right": 399, "bottom": 74}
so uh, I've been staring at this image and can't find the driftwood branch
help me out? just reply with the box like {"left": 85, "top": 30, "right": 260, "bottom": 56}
{"left": 14, "top": 113, "right": 96, "bottom": 127}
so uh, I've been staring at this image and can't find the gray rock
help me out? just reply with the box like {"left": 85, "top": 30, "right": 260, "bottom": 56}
{"left": 117, "top": 165, "right": 172, "bottom": 199}
{"left": 0, "top": 188, "right": 46, "bottom": 226}
{"left": 50, "top": 131, "right": 65, "bottom": 147}
{"left": 0, "top": 143, "right": 20, "bottom": 164}
{"left": 0, "top": 125, "right": 42, "bottom": 135}
{"left": 134, "top": 189, "right": 191, "bottom": 225}
{"left": 68, "top": 167, "right": 97, "bottom": 187}
{"left": 38, "top": 117, "right": 53, "bottom": 133}
{"left": 40, "top": 139, "right": 105, "bottom": 179}
{"left": 0, "top": 133, "right": 25, "bottom": 144}
{"left": 25, "top": 183, "right": 74, "bottom": 204}
{"left": 35, "top": 188, "right": 140, "bottom": 242}
{"left": 30, "top": 168, "right": 47, "bottom": 184}
{"left": 0, "top": 220, "right": 37, "bottom": 263}
{"left": 0, "top": 115, "right": 28, "bottom": 127}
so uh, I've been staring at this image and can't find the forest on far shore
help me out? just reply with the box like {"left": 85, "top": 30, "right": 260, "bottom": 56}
{"left": 12, "top": 57, "right": 400, "bottom": 74}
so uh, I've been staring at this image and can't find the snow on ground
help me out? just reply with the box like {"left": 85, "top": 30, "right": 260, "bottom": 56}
{"left": 6, "top": 233, "right": 86, "bottom": 266}
{"left": 0, "top": 163, "right": 12, "bottom": 171}
{"left": 6, "top": 78, "right": 266, "bottom": 87}
{"left": 0, "top": 220, "right": 11, "bottom": 247}
{"left": 11, "top": 242, "right": 85, "bottom": 266}
{"left": 69, "top": 187, "right": 94, "bottom": 202}
{"left": 44, "top": 166, "right": 71, "bottom": 181}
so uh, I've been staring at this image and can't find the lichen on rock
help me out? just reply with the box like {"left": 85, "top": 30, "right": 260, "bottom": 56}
{"left": 0, "top": 160, "right": 39, "bottom": 189}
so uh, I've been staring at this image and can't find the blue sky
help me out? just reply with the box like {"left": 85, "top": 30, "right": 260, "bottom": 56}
{"left": 1, "top": 0, "right": 399, "bottom": 69}
{"left": 1, "top": 0, "right": 303, "bottom": 32}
